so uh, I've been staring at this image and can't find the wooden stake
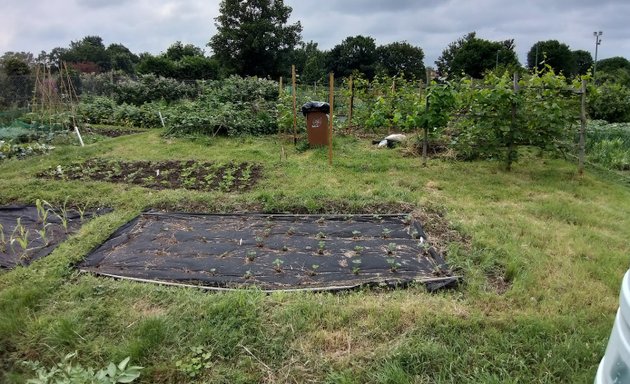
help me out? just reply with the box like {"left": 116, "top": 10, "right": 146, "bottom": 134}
{"left": 422, "top": 69, "right": 430, "bottom": 167}
{"left": 292, "top": 65, "right": 297, "bottom": 144}
{"left": 347, "top": 76, "right": 354, "bottom": 132}
{"left": 279, "top": 76, "right": 283, "bottom": 96}
{"left": 329, "top": 72, "right": 334, "bottom": 166}
{"left": 578, "top": 79, "right": 587, "bottom": 175}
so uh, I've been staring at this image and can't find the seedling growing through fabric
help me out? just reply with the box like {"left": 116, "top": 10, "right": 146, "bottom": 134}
{"left": 12, "top": 219, "right": 30, "bottom": 260}
{"left": 352, "top": 259, "right": 362, "bottom": 275}
{"left": 410, "top": 229, "right": 420, "bottom": 239}
{"left": 387, "top": 242, "right": 397, "bottom": 255}
{"left": 263, "top": 228, "right": 272, "bottom": 238}
{"left": 354, "top": 245, "right": 364, "bottom": 255}
{"left": 255, "top": 236, "right": 264, "bottom": 248}
{"left": 36, "top": 223, "right": 52, "bottom": 247}
{"left": 246, "top": 250, "right": 257, "bottom": 262}
{"left": 387, "top": 258, "right": 401, "bottom": 273}
{"left": 281, "top": 245, "right": 288, "bottom": 252}
{"left": 243, "top": 270, "right": 253, "bottom": 280}
{"left": 316, "top": 231, "right": 326, "bottom": 239}
{"left": 273, "top": 258, "right": 284, "bottom": 273}
{"left": 317, "top": 241, "right": 326, "bottom": 255}
{"left": 286, "top": 226, "right": 296, "bottom": 236}
{"left": 316, "top": 217, "right": 325, "bottom": 225}
{"left": 0, "top": 224, "right": 5, "bottom": 253}
{"left": 382, "top": 228, "right": 392, "bottom": 238}
{"left": 352, "top": 230, "right": 361, "bottom": 239}
{"left": 402, "top": 214, "right": 413, "bottom": 225}
{"left": 54, "top": 197, "right": 71, "bottom": 233}
{"left": 35, "top": 199, "right": 50, "bottom": 224}
{"left": 77, "top": 201, "right": 90, "bottom": 222}
{"left": 307, "top": 264, "right": 320, "bottom": 276}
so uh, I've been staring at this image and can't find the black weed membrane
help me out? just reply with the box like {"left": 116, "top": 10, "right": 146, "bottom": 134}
{"left": 80, "top": 212, "right": 460, "bottom": 292}
{"left": 0, "top": 205, "right": 107, "bottom": 269}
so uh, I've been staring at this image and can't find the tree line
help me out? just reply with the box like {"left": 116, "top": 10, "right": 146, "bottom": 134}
{"left": 1, "top": 0, "right": 630, "bottom": 88}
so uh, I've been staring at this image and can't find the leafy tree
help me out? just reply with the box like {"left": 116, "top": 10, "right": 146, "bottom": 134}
{"left": 106, "top": 43, "right": 139, "bottom": 74}
{"left": 177, "top": 56, "right": 220, "bottom": 80}
{"left": 209, "top": 0, "right": 302, "bottom": 77}
{"left": 572, "top": 50, "right": 593, "bottom": 76}
{"left": 597, "top": 56, "right": 630, "bottom": 73}
{"left": 588, "top": 82, "right": 630, "bottom": 122}
{"left": 436, "top": 32, "right": 519, "bottom": 78}
{"left": 137, "top": 54, "right": 176, "bottom": 78}
{"left": 527, "top": 40, "right": 575, "bottom": 76}
{"left": 0, "top": 53, "right": 34, "bottom": 107}
{"left": 165, "top": 41, "right": 204, "bottom": 61}
{"left": 290, "top": 41, "right": 328, "bottom": 84}
{"left": 327, "top": 35, "right": 378, "bottom": 79}
{"left": 376, "top": 41, "right": 426, "bottom": 80}
{"left": 63, "top": 35, "right": 111, "bottom": 72}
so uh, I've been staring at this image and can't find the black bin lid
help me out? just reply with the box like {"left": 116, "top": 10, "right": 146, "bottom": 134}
{"left": 301, "top": 101, "right": 330, "bottom": 116}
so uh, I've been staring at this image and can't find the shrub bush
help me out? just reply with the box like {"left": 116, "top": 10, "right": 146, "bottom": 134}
{"left": 588, "top": 82, "right": 630, "bottom": 123}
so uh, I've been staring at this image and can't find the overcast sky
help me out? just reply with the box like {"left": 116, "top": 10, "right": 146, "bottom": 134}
{"left": 1, "top": 0, "right": 627, "bottom": 67}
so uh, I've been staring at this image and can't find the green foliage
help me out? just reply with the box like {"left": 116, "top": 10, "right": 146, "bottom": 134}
{"left": 586, "top": 121, "right": 630, "bottom": 170}
{"left": 112, "top": 74, "right": 198, "bottom": 105}
{"left": 527, "top": 40, "right": 576, "bottom": 76}
{"left": 209, "top": 0, "right": 302, "bottom": 77}
{"left": 166, "top": 76, "right": 278, "bottom": 136}
{"left": 588, "top": 82, "right": 630, "bottom": 123}
{"left": 0, "top": 140, "right": 55, "bottom": 161}
{"left": 451, "top": 69, "right": 578, "bottom": 169}
{"left": 175, "top": 346, "right": 212, "bottom": 379}
{"left": 78, "top": 97, "right": 164, "bottom": 128}
{"left": 21, "top": 352, "right": 142, "bottom": 383}
{"left": 327, "top": 35, "right": 378, "bottom": 80}
{"left": 376, "top": 41, "right": 426, "bottom": 80}
{"left": 436, "top": 32, "right": 519, "bottom": 78}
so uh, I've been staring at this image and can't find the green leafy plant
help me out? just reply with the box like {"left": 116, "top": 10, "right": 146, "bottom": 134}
{"left": 386, "top": 258, "right": 401, "bottom": 273}
{"left": 246, "top": 250, "right": 257, "bottom": 262}
{"left": 175, "top": 346, "right": 212, "bottom": 379}
{"left": 316, "top": 231, "right": 326, "bottom": 239}
{"left": 36, "top": 223, "right": 51, "bottom": 247}
{"left": 387, "top": 242, "right": 397, "bottom": 255}
{"left": 307, "top": 264, "right": 320, "bottom": 276}
{"left": 21, "top": 351, "right": 142, "bottom": 384}
{"left": 273, "top": 258, "right": 284, "bottom": 272}
{"left": 286, "top": 226, "right": 296, "bottom": 236}
{"left": 382, "top": 228, "right": 392, "bottom": 238}
{"left": 351, "top": 259, "right": 362, "bottom": 275}
{"left": 255, "top": 236, "right": 264, "bottom": 248}
{"left": 317, "top": 241, "right": 326, "bottom": 255}
{"left": 354, "top": 245, "right": 364, "bottom": 255}
{"left": 352, "top": 230, "right": 361, "bottom": 239}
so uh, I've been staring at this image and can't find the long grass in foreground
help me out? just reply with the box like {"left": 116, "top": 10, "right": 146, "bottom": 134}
{"left": 1, "top": 131, "right": 628, "bottom": 383}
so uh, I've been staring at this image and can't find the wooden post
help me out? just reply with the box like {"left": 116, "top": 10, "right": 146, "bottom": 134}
{"left": 422, "top": 69, "right": 430, "bottom": 167}
{"left": 279, "top": 77, "right": 283, "bottom": 96}
{"left": 506, "top": 73, "right": 519, "bottom": 171}
{"left": 347, "top": 76, "right": 354, "bottom": 132}
{"left": 578, "top": 79, "right": 587, "bottom": 175}
{"left": 292, "top": 65, "right": 297, "bottom": 144}
{"left": 329, "top": 72, "right": 334, "bottom": 166}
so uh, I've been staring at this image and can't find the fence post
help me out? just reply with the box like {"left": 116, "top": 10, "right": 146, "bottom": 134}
{"left": 347, "top": 76, "right": 354, "bottom": 132}
{"left": 578, "top": 79, "right": 587, "bottom": 175}
{"left": 292, "top": 65, "right": 297, "bottom": 144}
{"left": 422, "top": 69, "right": 430, "bottom": 167}
{"left": 506, "top": 73, "right": 519, "bottom": 171}
{"left": 329, "top": 72, "right": 334, "bottom": 166}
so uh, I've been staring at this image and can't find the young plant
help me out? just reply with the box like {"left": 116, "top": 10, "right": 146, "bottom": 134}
{"left": 175, "top": 346, "right": 212, "bottom": 379}
{"left": 281, "top": 244, "right": 288, "bottom": 252}
{"left": 243, "top": 270, "right": 253, "bottom": 280}
{"left": 317, "top": 241, "right": 326, "bottom": 255}
{"left": 352, "top": 230, "right": 361, "bottom": 239}
{"left": 246, "top": 250, "right": 257, "bottom": 262}
{"left": 54, "top": 196, "right": 71, "bottom": 233}
{"left": 77, "top": 201, "right": 90, "bottom": 222}
{"left": 307, "top": 264, "right": 320, "bottom": 276}
{"left": 12, "top": 218, "right": 30, "bottom": 260}
{"left": 0, "top": 223, "right": 5, "bottom": 253}
{"left": 316, "top": 231, "right": 326, "bottom": 239}
{"left": 382, "top": 228, "right": 392, "bottom": 238}
{"left": 35, "top": 199, "right": 50, "bottom": 224}
{"left": 273, "top": 258, "right": 284, "bottom": 273}
{"left": 286, "top": 226, "right": 296, "bottom": 236}
{"left": 354, "top": 245, "right": 364, "bottom": 255}
{"left": 402, "top": 214, "right": 413, "bottom": 225}
{"left": 387, "top": 242, "right": 397, "bottom": 255}
{"left": 36, "top": 223, "right": 52, "bottom": 247}
{"left": 352, "top": 259, "right": 362, "bottom": 275}
{"left": 387, "top": 258, "right": 401, "bottom": 273}
{"left": 255, "top": 236, "right": 264, "bottom": 248}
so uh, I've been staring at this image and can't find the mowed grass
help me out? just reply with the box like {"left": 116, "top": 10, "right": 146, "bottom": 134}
{"left": 1, "top": 130, "right": 629, "bottom": 383}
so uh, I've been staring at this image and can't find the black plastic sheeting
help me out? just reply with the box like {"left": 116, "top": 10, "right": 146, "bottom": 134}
{"left": 80, "top": 212, "right": 459, "bottom": 292}
{"left": 0, "top": 205, "right": 108, "bottom": 269}
{"left": 301, "top": 101, "right": 330, "bottom": 116}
